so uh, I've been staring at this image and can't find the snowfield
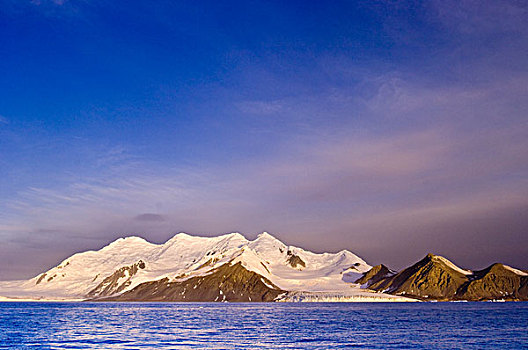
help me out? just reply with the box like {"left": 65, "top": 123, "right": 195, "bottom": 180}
{"left": 0, "top": 232, "right": 414, "bottom": 302}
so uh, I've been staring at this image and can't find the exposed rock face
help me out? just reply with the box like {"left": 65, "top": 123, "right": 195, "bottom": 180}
{"left": 286, "top": 250, "right": 306, "bottom": 269}
{"left": 100, "top": 262, "right": 284, "bottom": 302}
{"left": 35, "top": 273, "right": 47, "bottom": 285}
{"left": 354, "top": 264, "right": 394, "bottom": 287}
{"left": 368, "top": 254, "right": 528, "bottom": 301}
{"left": 87, "top": 260, "right": 146, "bottom": 298}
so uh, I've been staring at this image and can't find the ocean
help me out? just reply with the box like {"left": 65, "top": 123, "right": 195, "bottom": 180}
{"left": 1, "top": 302, "right": 527, "bottom": 349}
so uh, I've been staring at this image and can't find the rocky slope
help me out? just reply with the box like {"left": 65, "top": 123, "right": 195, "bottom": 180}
{"left": 354, "top": 264, "right": 395, "bottom": 288}
{"left": 457, "top": 263, "right": 528, "bottom": 301}
{"left": 103, "top": 262, "right": 283, "bottom": 302}
{"left": 358, "top": 254, "right": 528, "bottom": 301}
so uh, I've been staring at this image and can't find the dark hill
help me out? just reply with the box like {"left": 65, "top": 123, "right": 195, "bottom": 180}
{"left": 98, "top": 261, "right": 284, "bottom": 302}
{"left": 365, "top": 254, "right": 528, "bottom": 301}
{"left": 354, "top": 264, "right": 394, "bottom": 287}
{"left": 368, "top": 254, "right": 469, "bottom": 300}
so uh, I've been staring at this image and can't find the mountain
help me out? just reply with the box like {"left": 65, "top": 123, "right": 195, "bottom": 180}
{"left": 4, "top": 233, "right": 523, "bottom": 302}
{"left": 0, "top": 232, "right": 413, "bottom": 302}
{"left": 359, "top": 254, "right": 528, "bottom": 301}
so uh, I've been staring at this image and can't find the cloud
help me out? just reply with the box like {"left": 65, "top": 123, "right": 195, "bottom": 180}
{"left": 134, "top": 213, "right": 166, "bottom": 222}
{"left": 0, "top": 115, "right": 8, "bottom": 125}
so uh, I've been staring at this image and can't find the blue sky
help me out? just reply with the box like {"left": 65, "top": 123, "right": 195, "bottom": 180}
{"left": 1, "top": 0, "right": 527, "bottom": 279}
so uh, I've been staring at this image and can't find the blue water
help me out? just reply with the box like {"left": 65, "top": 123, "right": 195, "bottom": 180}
{"left": 0, "top": 302, "right": 527, "bottom": 349}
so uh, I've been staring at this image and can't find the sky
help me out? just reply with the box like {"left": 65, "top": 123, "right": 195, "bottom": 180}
{"left": 0, "top": 0, "right": 527, "bottom": 280}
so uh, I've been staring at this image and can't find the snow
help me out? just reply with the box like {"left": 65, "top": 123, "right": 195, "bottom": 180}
{"left": 433, "top": 256, "right": 472, "bottom": 275}
{"left": 247, "top": 232, "right": 372, "bottom": 293}
{"left": 0, "top": 231, "right": 406, "bottom": 302}
{"left": 503, "top": 265, "right": 528, "bottom": 276}
{"left": 260, "top": 278, "right": 275, "bottom": 289}
{"left": 0, "top": 296, "right": 83, "bottom": 302}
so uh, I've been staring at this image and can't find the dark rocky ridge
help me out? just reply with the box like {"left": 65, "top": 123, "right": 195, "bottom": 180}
{"left": 98, "top": 262, "right": 284, "bottom": 302}
{"left": 87, "top": 260, "right": 146, "bottom": 298}
{"left": 361, "top": 254, "right": 528, "bottom": 301}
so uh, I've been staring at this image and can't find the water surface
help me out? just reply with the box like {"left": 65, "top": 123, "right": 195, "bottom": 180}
{"left": 1, "top": 302, "right": 527, "bottom": 349}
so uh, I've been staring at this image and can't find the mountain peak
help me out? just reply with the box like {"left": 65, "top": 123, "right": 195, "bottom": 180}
{"left": 418, "top": 253, "right": 472, "bottom": 276}
{"left": 102, "top": 236, "right": 152, "bottom": 250}
{"left": 119, "top": 235, "right": 149, "bottom": 242}
{"left": 250, "top": 231, "right": 286, "bottom": 251}
{"left": 256, "top": 231, "right": 278, "bottom": 240}
{"left": 220, "top": 232, "right": 246, "bottom": 240}
{"left": 165, "top": 232, "right": 246, "bottom": 244}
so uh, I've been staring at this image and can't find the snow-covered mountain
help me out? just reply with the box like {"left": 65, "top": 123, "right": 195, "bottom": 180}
{"left": 0, "top": 232, "right": 412, "bottom": 302}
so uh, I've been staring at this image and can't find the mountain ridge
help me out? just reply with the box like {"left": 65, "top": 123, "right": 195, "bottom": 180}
{"left": 1, "top": 231, "right": 409, "bottom": 302}
{"left": 1, "top": 232, "right": 525, "bottom": 302}
{"left": 358, "top": 254, "right": 528, "bottom": 301}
